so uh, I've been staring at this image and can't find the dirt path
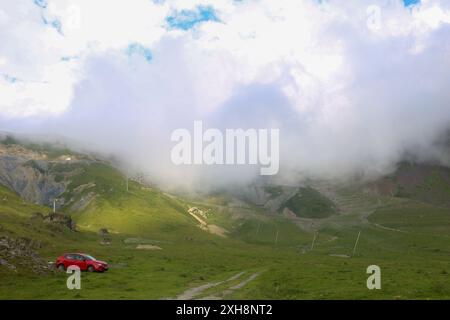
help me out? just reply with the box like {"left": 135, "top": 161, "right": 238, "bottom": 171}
{"left": 187, "top": 209, "right": 207, "bottom": 227}
{"left": 173, "top": 271, "right": 261, "bottom": 300}
{"left": 372, "top": 222, "right": 405, "bottom": 233}
{"left": 187, "top": 207, "right": 228, "bottom": 237}
{"left": 371, "top": 222, "right": 450, "bottom": 239}
{"left": 200, "top": 272, "right": 261, "bottom": 300}
{"left": 174, "top": 272, "right": 245, "bottom": 300}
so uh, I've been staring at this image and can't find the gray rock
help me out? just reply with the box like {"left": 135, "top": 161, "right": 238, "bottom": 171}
{"left": 0, "top": 155, "right": 66, "bottom": 205}
{"left": 44, "top": 213, "right": 76, "bottom": 231}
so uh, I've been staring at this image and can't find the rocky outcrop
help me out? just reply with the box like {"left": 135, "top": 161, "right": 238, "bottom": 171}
{"left": 43, "top": 212, "right": 76, "bottom": 231}
{"left": 99, "top": 228, "right": 111, "bottom": 245}
{"left": 0, "top": 236, "right": 51, "bottom": 273}
{"left": 0, "top": 155, "right": 66, "bottom": 205}
{"left": 367, "top": 162, "right": 450, "bottom": 207}
{"left": 68, "top": 191, "right": 97, "bottom": 212}
{"left": 0, "top": 143, "right": 98, "bottom": 210}
{"left": 98, "top": 228, "right": 109, "bottom": 236}
{"left": 188, "top": 207, "right": 208, "bottom": 219}
{"left": 29, "top": 211, "right": 77, "bottom": 231}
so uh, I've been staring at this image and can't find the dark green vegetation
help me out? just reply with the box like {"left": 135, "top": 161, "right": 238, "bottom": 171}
{"left": 264, "top": 185, "right": 284, "bottom": 198}
{"left": 282, "top": 187, "right": 337, "bottom": 218}
{"left": 0, "top": 140, "right": 449, "bottom": 299}
{"left": 0, "top": 135, "right": 19, "bottom": 146}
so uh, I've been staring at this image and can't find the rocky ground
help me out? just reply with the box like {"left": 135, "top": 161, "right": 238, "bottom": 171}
{"left": 0, "top": 236, "right": 52, "bottom": 274}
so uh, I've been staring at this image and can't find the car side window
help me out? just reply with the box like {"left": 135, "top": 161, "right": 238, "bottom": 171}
{"left": 65, "top": 254, "right": 74, "bottom": 260}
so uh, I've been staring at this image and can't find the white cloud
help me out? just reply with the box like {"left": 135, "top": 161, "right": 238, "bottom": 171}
{"left": 1, "top": 0, "right": 450, "bottom": 188}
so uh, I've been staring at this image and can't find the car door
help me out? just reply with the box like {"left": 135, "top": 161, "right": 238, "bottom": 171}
{"left": 65, "top": 254, "right": 78, "bottom": 269}
{"left": 75, "top": 254, "right": 87, "bottom": 271}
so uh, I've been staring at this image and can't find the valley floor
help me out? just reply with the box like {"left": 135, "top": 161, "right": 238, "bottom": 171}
{"left": 1, "top": 178, "right": 449, "bottom": 299}
{"left": 1, "top": 220, "right": 449, "bottom": 300}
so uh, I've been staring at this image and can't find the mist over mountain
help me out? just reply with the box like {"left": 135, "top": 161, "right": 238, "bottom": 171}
{"left": 1, "top": 1, "right": 450, "bottom": 191}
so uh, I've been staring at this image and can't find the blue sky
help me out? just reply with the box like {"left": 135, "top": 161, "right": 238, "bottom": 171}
{"left": 166, "top": 6, "right": 219, "bottom": 30}
{"left": 126, "top": 43, "right": 153, "bottom": 63}
{"left": 403, "top": 0, "right": 421, "bottom": 6}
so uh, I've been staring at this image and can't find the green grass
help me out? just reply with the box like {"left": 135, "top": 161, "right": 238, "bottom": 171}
{"left": 229, "top": 216, "right": 312, "bottom": 246}
{"left": 264, "top": 186, "right": 284, "bottom": 198}
{"left": 0, "top": 185, "right": 306, "bottom": 299}
{"left": 371, "top": 202, "right": 450, "bottom": 235}
{"left": 283, "top": 187, "right": 337, "bottom": 218}
{"left": 1, "top": 191, "right": 450, "bottom": 299}
{"left": 1, "top": 155, "right": 450, "bottom": 299}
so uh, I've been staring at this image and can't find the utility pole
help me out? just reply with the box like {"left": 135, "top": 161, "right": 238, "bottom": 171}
{"left": 352, "top": 230, "right": 361, "bottom": 257}
{"left": 311, "top": 232, "right": 317, "bottom": 251}
{"left": 275, "top": 229, "right": 279, "bottom": 245}
{"left": 53, "top": 199, "right": 57, "bottom": 213}
{"left": 126, "top": 176, "right": 129, "bottom": 192}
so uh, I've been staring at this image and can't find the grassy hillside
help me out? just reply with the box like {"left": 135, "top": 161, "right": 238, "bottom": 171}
{"left": 0, "top": 182, "right": 310, "bottom": 299}
{"left": 0, "top": 140, "right": 450, "bottom": 299}
{"left": 282, "top": 187, "right": 337, "bottom": 218}
{"left": 1, "top": 177, "right": 450, "bottom": 299}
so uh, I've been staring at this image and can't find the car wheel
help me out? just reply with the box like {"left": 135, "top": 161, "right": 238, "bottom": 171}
{"left": 57, "top": 264, "right": 65, "bottom": 271}
{"left": 87, "top": 265, "right": 95, "bottom": 272}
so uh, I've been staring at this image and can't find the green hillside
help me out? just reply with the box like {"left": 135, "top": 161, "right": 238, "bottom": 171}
{"left": 282, "top": 187, "right": 337, "bottom": 218}
{"left": 0, "top": 140, "right": 450, "bottom": 299}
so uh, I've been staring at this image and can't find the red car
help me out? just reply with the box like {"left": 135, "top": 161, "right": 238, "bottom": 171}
{"left": 56, "top": 253, "right": 108, "bottom": 272}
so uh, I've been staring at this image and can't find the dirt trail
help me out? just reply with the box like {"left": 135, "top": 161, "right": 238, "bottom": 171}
{"left": 187, "top": 208, "right": 207, "bottom": 227}
{"left": 175, "top": 272, "right": 245, "bottom": 300}
{"left": 187, "top": 207, "right": 228, "bottom": 237}
{"left": 174, "top": 271, "right": 261, "bottom": 300}
{"left": 372, "top": 223, "right": 405, "bottom": 233}
{"left": 200, "top": 272, "right": 261, "bottom": 300}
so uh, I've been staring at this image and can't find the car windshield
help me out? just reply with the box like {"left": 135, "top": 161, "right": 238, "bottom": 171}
{"left": 84, "top": 255, "right": 96, "bottom": 261}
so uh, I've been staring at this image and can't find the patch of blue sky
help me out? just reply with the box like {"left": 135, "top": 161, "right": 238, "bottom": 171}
{"left": 126, "top": 43, "right": 153, "bottom": 63}
{"left": 61, "top": 55, "right": 78, "bottom": 62}
{"left": 51, "top": 19, "right": 62, "bottom": 33}
{"left": 166, "top": 5, "right": 219, "bottom": 31}
{"left": 33, "top": 0, "right": 47, "bottom": 9}
{"left": 1, "top": 73, "right": 20, "bottom": 84}
{"left": 403, "top": 0, "right": 420, "bottom": 7}
{"left": 33, "top": 0, "right": 63, "bottom": 34}
{"left": 41, "top": 15, "right": 63, "bottom": 34}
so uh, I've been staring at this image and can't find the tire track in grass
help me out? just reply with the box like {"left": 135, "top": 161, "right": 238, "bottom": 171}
{"left": 174, "top": 271, "right": 245, "bottom": 300}
{"left": 200, "top": 272, "right": 262, "bottom": 300}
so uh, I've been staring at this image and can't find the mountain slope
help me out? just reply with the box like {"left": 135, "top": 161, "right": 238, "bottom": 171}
{"left": 1, "top": 137, "right": 450, "bottom": 300}
{"left": 0, "top": 138, "right": 203, "bottom": 239}
{"left": 368, "top": 162, "right": 450, "bottom": 207}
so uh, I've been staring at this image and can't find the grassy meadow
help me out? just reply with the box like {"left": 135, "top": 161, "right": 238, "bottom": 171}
{"left": 0, "top": 159, "right": 449, "bottom": 300}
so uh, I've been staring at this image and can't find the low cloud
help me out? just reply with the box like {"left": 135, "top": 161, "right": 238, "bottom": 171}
{"left": 1, "top": 0, "right": 450, "bottom": 190}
